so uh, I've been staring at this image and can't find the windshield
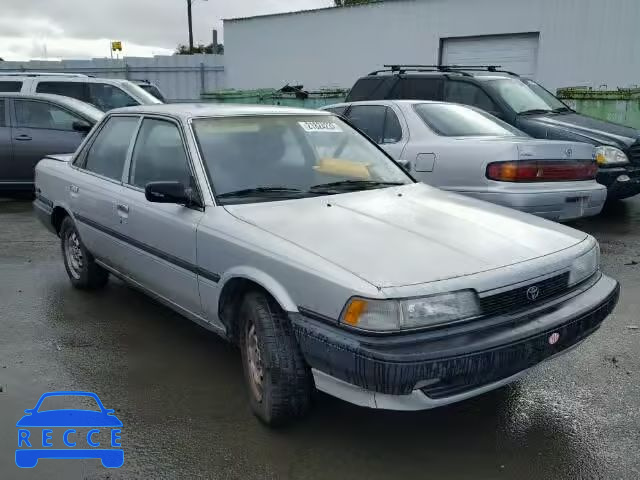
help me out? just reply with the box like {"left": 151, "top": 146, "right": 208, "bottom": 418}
{"left": 414, "top": 103, "right": 524, "bottom": 137}
{"left": 486, "top": 78, "right": 566, "bottom": 113}
{"left": 119, "top": 81, "right": 163, "bottom": 105}
{"left": 192, "top": 115, "right": 412, "bottom": 204}
{"left": 139, "top": 84, "right": 166, "bottom": 102}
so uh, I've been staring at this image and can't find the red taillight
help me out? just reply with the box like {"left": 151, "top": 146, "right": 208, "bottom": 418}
{"left": 486, "top": 160, "right": 598, "bottom": 182}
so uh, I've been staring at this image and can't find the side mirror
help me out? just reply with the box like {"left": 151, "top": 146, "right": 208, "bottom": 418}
{"left": 145, "top": 181, "right": 192, "bottom": 205}
{"left": 397, "top": 159, "right": 411, "bottom": 172}
{"left": 72, "top": 121, "right": 93, "bottom": 134}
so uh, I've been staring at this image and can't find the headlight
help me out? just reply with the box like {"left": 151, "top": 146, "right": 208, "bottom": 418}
{"left": 569, "top": 245, "right": 600, "bottom": 286}
{"left": 595, "top": 146, "right": 628, "bottom": 166}
{"left": 340, "top": 290, "right": 480, "bottom": 332}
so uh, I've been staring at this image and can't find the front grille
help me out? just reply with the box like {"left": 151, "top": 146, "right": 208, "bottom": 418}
{"left": 479, "top": 272, "right": 570, "bottom": 318}
{"left": 421, "top": 286, "right": 619, "bottom": 399}
{"left": 627, "top": 143, "right": 640, "bottom": 165}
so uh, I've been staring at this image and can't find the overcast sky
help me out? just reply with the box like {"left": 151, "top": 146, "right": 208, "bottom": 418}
{"left": 0, "top": 0, "right": 333, "bottom": 60}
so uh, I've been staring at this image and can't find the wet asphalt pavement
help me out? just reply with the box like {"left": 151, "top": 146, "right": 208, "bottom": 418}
{"left": 0, "top": 197, "right": 639, "bottom": 480}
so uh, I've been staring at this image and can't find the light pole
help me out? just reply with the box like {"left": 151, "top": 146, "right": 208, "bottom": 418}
{"left": 187, "top": 0, "right": 208, "bottom": 53}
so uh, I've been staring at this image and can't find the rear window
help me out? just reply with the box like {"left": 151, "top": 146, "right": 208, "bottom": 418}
{"left": 414, "top": 103, "right": 522, "bottom": 137}
{"left": 0, "top": 81, "right": 22, "bottom": 92}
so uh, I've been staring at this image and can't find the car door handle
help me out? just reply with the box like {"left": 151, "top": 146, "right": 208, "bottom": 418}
{"left": 14, "top": 134, "right": 32, "bottom": 141}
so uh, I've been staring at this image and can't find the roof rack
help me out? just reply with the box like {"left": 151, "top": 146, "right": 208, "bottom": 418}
{"left": 368, "top": 64, "right": 519, "bottom": 77}
{"left": 0, "top": 72, "right": 89, "bottom": 78}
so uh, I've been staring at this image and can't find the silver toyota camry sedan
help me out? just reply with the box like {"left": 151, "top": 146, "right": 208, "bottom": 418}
{"left": 34, "top": 104, "right": 619, "bottom": 426}
{"left": 323, "top": 100, "right": 607, "bottom": 221}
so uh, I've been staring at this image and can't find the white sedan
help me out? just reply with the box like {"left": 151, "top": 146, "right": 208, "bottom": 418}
{"left": 323, "top": 100, "right": 607, "bottom": 221}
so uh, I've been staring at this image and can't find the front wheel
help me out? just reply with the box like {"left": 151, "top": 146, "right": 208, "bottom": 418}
{"left": 240, "top": 291, "right": 313, "bottom": 426}
{"left": 60, "top": 216, "right": 109, "bottom": 290}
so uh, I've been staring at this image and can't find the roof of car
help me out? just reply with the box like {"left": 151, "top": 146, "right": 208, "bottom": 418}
{"left": 0, "top": 75, "right": 132, "bottom": 85}
{"left": 110, "top": 103, "right": 332, "bottom": 118}
{"left": 0, "top": 92, "right": 104, "bottom": 118}
{"left": 360, "top": 71, "right": 514, "bottom": 80}
{"left": 323, "top": 99, "right": 444, "bottom": 109}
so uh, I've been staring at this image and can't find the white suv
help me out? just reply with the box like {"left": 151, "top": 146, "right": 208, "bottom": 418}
{"left": 0, "top": 73, "right": 162, "bottom": 111}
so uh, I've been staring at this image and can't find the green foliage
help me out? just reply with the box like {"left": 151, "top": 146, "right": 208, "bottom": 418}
{"left": 175, "top": 43, "right": 224, "bottom": 55}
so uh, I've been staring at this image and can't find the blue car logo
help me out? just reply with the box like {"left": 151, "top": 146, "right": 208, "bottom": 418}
{"left": 15, "top": 391, "right": 123, "bottom": 468}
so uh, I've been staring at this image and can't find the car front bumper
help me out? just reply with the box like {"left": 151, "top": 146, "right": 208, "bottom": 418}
{"left": 597, "top": 165, "right": 640, "bottom": 199}
{"left": 291, "top": 273, "right": 619, "bottom": 410}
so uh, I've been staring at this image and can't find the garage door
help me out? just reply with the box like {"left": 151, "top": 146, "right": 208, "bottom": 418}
{"left": 441, "top": 33, "right": 540, "bottom": 78}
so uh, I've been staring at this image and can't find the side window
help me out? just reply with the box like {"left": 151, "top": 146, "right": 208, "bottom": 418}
{"left": 128, "top": 119, "right": 191, "bottom": 189}
{"left": 383, "top": 108, "right": 403, "bottom": 143}
{"left": 0, "top": 81, "right": 23, "bottom": 92}
{"left": 445, "top": 81, "right": 498, "bottom": 113}
{"left": 347, "top": 78, "right": 385, "bottom": 102}
{"left": 347, "top": 105, "right": 387, "bottom": 143}
{"left": 389, "top": 78, "right": 444, "bottom": 100}
{"left": 36, "top": 82, "right": 87, "bottom": 102}
{"left": 15, "top": 100, "right": 84, "bottom": 131}
{"left": 88, "top": 84, "right": 138, "bottom": 111}
{"left": 83, "top": 116, "right": 139, "bottom": 180}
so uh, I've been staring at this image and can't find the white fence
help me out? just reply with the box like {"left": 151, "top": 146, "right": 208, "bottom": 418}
{"left": 0, "top": 54, "right": 226, "bottom": 101}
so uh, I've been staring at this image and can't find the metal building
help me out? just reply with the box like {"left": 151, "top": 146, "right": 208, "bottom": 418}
{"left": 223, "top": 0, "right": 640, "bottom": 92}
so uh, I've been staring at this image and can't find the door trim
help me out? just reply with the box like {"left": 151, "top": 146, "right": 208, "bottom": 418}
{"left": 74, "top": 212, "right": 221, "bottom": 283}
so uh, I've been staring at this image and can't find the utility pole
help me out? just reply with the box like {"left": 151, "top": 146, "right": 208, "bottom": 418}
{"left": 187, "top": 0, "right": 194, "bottom": 53}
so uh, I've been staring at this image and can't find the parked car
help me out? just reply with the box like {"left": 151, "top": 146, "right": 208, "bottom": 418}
{"left": 33, "top": 104, "right": 619, "bottom": 426}
{"left": 0, "top": 73, "right": 162, "bottom": 111}
{"left": 346, "top": 65, "right": 640, "bottom": 200}
{"left": 0, "top": 93, "right": 103, "bottom": 191}
{"left": 132, "top": 79, "right": 167, "bottom": 102}
{"left": 323, "top": 100, "right": 606, "bottom": 221}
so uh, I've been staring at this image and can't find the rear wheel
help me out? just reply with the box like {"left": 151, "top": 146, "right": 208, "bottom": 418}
{"left": 239, "top": 291, "right": 312, "bottom": 426}
{"left": 60, "top": 216, "right": 109, "bottom": 290}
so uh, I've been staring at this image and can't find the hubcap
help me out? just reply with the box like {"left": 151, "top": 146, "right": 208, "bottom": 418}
{"left": 246, "top": 322, "right": 264, "bottom": 402}
{"left": 65, "top": 231, "right": 83, "bottom": 280}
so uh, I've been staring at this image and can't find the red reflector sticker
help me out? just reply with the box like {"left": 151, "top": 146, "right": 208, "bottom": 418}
{"left": 548, "top": 332, "right": 560, "bottom": 345}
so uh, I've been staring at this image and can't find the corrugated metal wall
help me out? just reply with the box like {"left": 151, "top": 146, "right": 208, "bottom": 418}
{"left": 224, "top": 0, "right": 640, "bottom": 92}
{"left": 0, "top": 54, "right": 226, "bottom": 101}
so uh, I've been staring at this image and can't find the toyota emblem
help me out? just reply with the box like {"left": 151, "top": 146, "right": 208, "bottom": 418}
{"left": 548, "top": 332, "right": 560, "bottom": 345}
{"left": 526, "top": 286, "right": 540, "bottom": 301}
{"left": 565, "top": 148, "right": 573, "bottom": 158}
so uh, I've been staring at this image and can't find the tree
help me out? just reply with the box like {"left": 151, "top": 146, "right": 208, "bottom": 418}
{"left": 175, "top": 43, "right": 224, "bottom": 55}
{"left": 334, "top": 0, "right": 376, "bottom": 5}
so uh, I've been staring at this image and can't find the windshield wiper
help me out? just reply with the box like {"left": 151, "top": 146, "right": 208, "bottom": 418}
{"left": 216, "top": 186, "right": 310, "bottom": 200}
{"left": 518, "top": 108, "right": 553, "bottom": 115}
{"left": 309, "top": 180, "right": 406, "bottom": 192}
{"left": 551, "top": 106, "right": 574, "bottom": 113}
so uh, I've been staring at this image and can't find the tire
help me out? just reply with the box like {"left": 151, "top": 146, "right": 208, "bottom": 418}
{"left": 60, "top": 216, "right": 109, "bottom": 290}
{"left": 239, "top": 291, "right": 312, "bottom": 426}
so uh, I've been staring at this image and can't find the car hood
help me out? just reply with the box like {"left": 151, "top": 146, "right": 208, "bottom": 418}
{"left": 225, "top": 183, "right": 587, "bottom": 288}
{"left": 16, "top": 409, "right": 122, "bottom": 427}
{"left": 519, "top": 112, "right": 640, "bottom": 149}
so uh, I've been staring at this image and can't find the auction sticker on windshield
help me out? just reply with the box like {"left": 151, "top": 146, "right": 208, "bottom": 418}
{"left": 299, "top": 121, "right": 342, "bottom": 132}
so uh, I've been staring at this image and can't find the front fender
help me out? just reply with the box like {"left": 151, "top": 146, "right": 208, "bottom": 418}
{"left": 218, "top": 266, "right": 298, "bottom": 312}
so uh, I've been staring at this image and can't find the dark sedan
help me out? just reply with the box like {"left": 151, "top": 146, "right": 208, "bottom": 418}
{"left": 0, "top": 93, "right": 103, "bottom": 191}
